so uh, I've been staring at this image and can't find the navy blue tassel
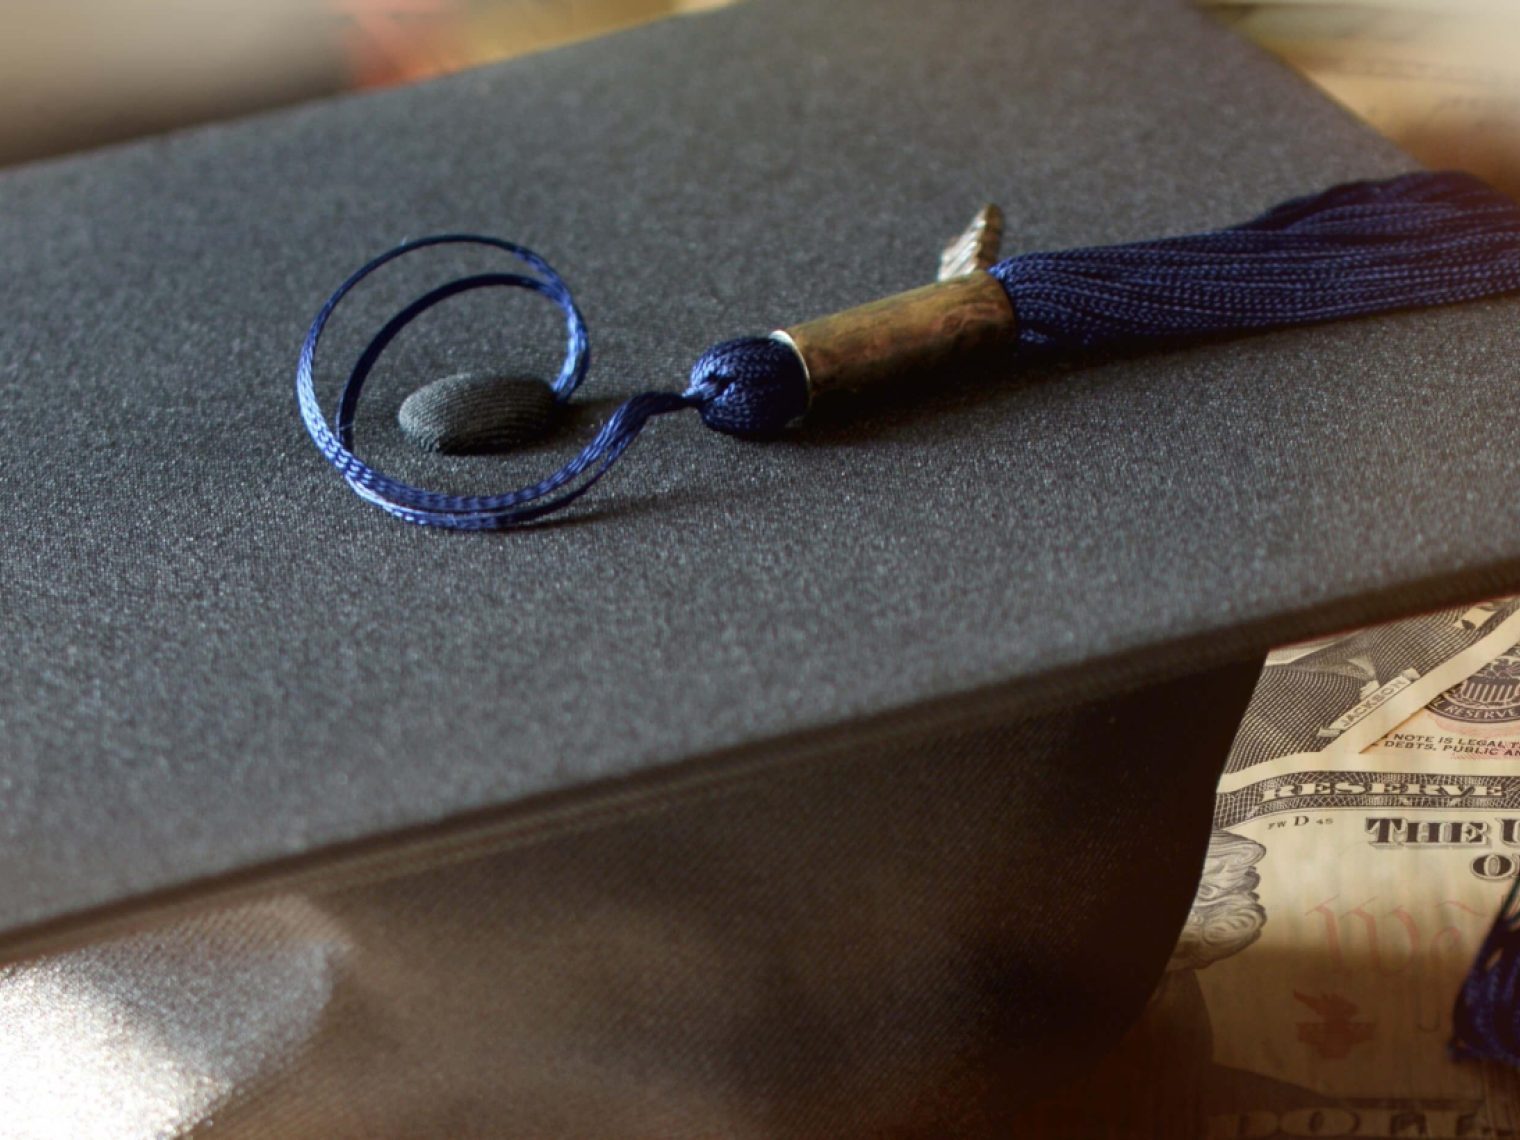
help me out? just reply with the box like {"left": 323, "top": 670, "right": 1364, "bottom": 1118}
{"left": 1453, "top": 879, "right": 1520, "bottom": 1066}
{"left": 994, "top": 171, "right": 1520, "bottom": 353}
{"left": 296, "top": 171, "right": 1520, "bottom": 529}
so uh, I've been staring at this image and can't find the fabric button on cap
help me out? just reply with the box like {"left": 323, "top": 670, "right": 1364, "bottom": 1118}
{"left": 397, "top": 373, "right": 557, "bottom": 453}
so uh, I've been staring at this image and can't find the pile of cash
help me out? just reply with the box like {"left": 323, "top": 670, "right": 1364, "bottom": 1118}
{"left": 1025, "top": 602, "right": 1520, "bottom": 1135}
{"left": 1187, "top": 601, "right": 1520, "bottom": 1135}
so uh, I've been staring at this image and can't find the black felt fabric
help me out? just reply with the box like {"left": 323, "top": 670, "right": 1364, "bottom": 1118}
{"left": 3, "top": 0, "right": 1517, "bottom": 947}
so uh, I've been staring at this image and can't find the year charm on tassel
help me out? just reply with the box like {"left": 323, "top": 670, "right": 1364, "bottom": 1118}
{"left": 296, "top": 171, "right": 1520, "bottom": 529}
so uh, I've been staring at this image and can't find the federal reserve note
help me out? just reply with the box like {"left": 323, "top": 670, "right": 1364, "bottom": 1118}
{"left": 1196, "top": 603, "right": 1520, "bottom": 1136}
{"left": 1218, "top": 599, "right": 1520, "bottom": 792}
{"left": 1019, "top": 600, "right": 1520, "bottom": 1137}
{"left": 1197, "top": 606, "right": 1520, "bottom": 1137}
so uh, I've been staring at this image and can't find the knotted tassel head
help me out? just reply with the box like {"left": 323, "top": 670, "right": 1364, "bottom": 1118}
{"left": 684, "top": 336, "right": 809, "bottom": 438}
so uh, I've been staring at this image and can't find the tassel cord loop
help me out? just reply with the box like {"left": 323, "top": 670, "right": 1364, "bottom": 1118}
{"left": 295, "top": 234, "right": 694, "bottom": 529}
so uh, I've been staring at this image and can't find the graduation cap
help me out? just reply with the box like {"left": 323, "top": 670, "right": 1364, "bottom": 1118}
{"left": 6, "top": 0, "right": 1520, "bottom": 1132}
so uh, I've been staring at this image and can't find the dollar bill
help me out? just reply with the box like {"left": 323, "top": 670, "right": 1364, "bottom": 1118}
{"left": 1220, "top": 600, "right": 1520, "bottom": 786}
{"left": 1021, "top": 600, "right": 1520, "bottom": 1136}
{"left": 1195, "top": 602, "right": 1520, "bottom": 1137}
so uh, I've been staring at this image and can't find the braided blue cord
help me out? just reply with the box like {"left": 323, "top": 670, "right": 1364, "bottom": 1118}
{"left": 295, "top": 234, "right": 695, "bottom": 529}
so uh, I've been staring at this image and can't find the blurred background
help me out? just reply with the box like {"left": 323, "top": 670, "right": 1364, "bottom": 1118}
{"left": 3, "top": 0, "right": 1518, "bottom": 194}
{"left": 0, "top": 0, "right": 732, "bottom": 168}
{"left": 1209, "top": 1, "right": 1520, "bottom": 197}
